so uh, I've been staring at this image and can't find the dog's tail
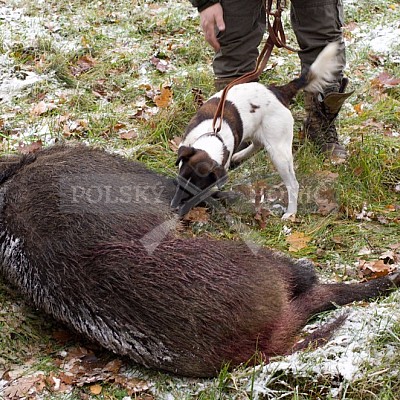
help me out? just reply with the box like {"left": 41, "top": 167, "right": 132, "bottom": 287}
{"left": 304, "top": 41, "right": 341, "bottom": 93}
{"left": 270, "top": 42, "right": 340, "bottom": 107}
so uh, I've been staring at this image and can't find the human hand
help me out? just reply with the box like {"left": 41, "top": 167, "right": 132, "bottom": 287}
{"left": 199, "top": 3, "right": 225, "bottom": 51}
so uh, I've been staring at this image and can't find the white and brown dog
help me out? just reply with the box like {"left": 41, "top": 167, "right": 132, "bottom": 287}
{"left": 171, "top": 42, "right": 340, "bottom": 219}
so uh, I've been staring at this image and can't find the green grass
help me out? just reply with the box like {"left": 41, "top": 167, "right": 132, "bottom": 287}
{"left": 1, "top": 0, "right": 400, "bottom": 398}
{"left": 0, "top": 278, "right": 56, "bottom": 365}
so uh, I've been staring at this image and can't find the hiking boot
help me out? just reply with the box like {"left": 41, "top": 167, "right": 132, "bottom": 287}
{"left": 304, "top": 78, "right": 354, "bottom": 163}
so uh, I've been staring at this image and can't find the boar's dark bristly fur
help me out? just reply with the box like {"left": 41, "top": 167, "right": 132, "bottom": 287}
{"left": 0, "top": 145, "right": 399, "bottom": 378}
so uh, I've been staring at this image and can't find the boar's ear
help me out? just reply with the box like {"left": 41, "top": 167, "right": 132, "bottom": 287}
{"left": 212, "top": 165, "right": 228, "bottom": 189}
{"left": 176, "top": 146, "right": 196, "bottom": 166}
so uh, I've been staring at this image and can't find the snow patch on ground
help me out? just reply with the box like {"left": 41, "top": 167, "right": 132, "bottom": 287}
{"left": 343, "top": 0, "right": 400, "bottom": 62}
{"left": 349, "top": 22, "right": 400, "bottom": 59}
{"left": 0, "top": 70, "right": 44, "bottom": 104}
{"left": 368, "top": 25, "right": 400, "bottom": 57}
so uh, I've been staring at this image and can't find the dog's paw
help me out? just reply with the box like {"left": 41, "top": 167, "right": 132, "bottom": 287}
{"left": 230, "top": 154, "right": 244, "bottom": 169}
{"left": 281, "top": 212, "right": 296, "bottom": 221}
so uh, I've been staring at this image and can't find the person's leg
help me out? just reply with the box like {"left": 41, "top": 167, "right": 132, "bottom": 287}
{"left": 291, "top": 0, "right": 345, "bottom": 75}
{"left": 213, "top": 0, "right": 266, "bottom": 90}
{"left": 291, "top": 0, "right": 353, "bottom": 162}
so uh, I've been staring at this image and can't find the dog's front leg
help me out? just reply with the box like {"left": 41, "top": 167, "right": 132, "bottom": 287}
{"left": 264, "top": 145, "right": 299, "bottom": 220}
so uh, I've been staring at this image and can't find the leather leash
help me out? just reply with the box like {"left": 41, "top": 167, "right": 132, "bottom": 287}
{"left": 212, "top": 0, "right": 298, "bottom": 134}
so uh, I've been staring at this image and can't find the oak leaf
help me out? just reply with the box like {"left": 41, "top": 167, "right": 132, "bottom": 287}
{"left": 90, "top": 384, "right": 102, "bottom": 395}
{"left": 154, "top": 85, "right": 173, "bottom": 108}
{"left": 287, "top": 231, "right": 311, "bottom": 252}
{"left": 183, "top": 207, "right": 209, "bottom": 223}
{"left": 359, "top": 259, "right": 394, "bottom": 279}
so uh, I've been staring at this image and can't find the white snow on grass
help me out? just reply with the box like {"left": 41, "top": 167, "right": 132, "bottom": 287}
{"left": 0, "top": 69, "right": 45, "bottom": 104}
{"left": 368, "top": 25, "right": 400, "bottom": 56}
{"left": 344, "top": 0, "right": 400, "bottom": 62}
{"left": 347, "top": 21, "right": 400, "bottom": 61}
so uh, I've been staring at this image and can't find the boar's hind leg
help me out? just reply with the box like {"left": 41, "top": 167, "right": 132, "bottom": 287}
{"left": 294, "top": 271, "right": 400, "bottom": 318}
{"left": 266, "top": 272, "right": 400, "bottom": 357}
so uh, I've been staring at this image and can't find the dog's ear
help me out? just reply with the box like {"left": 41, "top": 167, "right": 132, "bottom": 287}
{"left": 212, "top": 165, "right": 228, "bottom": 189}
{"left": 176, "top": 146, "right": 196, "bottom": 166}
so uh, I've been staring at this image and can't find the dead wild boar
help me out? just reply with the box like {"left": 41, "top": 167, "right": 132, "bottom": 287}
{"left": 0, "top": 144, "right": 399, "bottom": 378}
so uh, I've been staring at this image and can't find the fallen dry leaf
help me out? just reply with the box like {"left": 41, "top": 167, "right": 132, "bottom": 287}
{"left": 128, "top": 106, "right": 150, "bottom": 121}
{"left": 372, "top": 71, "right": 400, "bottom": 88}
{"left": 18, "top": 140, "right": 43, "bottom": 154}
{"left": 315, "top": 171, "right": 339, "bottom": 180}
{"left": 112, "top": 122, "right": 126, "bottom": 131}
{"left": 154, "top": 85, "right": 173, "bottom": 108}
{"left": 316, "top": 197, "right": 338, "bottom": 216}
{"left": 4, "top": 374, "right": 45, "bottom": 398}
{"left": 120, "top": 129, "right": 138, "bottom": 140}
{"left": 331, "top": 236, "right": 343, "bottom": 245}
{"left": 30, "top": 100, "right": 57, "bottom": 116}
{"left": 150, "top": 55, "right": 170, "bottom": 73}
{"left": 385, "top": 204, "right": 396, "bottom": 212}
{"left": 254, "top": 208, "right": 271, "bottom": 229}
{"left": 344, "top": 21, "right": 359, "bottom": 32}
{"left": 287, "top": 231, "right": 311, "bottom": 252}
{"left": 361, "top": 118, "right": 385, "bottom": 130}
{"left": 169, "top": 136, "right": 182, "bottom": 152}
{"left": 59, "top": 371, "right": 75, "bottom": 385}
{"left": 113, "top": 376, "right": 151, "bottom": 396}
{"left": 71, "top": 54, "right": 96, "bottom": 76}
{"left": 90, "top": 384, "right": 102, "bottom": 395}
{"left": 1, "top": 345, "right": 148, "bottom": 398}
{"left": 183, "top": 207, "right": 209, "bottom": 223}
{"left": 357, "top": 246, "right": 372, "bottom": 256}
{"left": 368, "top": 53, "right": 385, "bottom": 66}
{"left": 62, "top": 118, "right": 89, "bottom": 137}
{"left": 358, "top": 259, "right": 395, "bottom": 280}
{"left": 312, "top": 174, "right": 339, "bottom": 215}
{"left": 353, "top": 102, "right": 364, "bottom": 115}
{"left": 379, "top": 250, "right": 396, "bottom": 264}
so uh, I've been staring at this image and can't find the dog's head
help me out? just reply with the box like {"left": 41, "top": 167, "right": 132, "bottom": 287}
{"left": 171, "top": 145, "right": 228, "bottom": 212}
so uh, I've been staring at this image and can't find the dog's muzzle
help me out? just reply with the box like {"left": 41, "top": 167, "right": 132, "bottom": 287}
{"left": 170, "top": 177, "right": 216, "bottom": 217}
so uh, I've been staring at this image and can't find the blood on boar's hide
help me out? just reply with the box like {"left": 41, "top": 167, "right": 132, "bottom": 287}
{"left": 0, "top": 145, "right": 399, "bottom": 378}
